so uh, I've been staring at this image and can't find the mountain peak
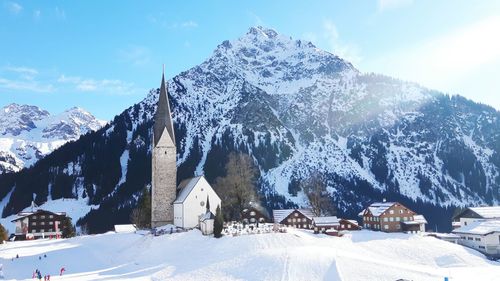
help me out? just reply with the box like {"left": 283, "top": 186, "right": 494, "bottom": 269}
{"left": 247, "top": 26, "right": 279, "bottom": 39}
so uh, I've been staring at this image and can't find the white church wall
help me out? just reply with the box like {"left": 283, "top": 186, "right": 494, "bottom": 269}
{"left": 180, "top": 177, "right": 221, "bottom": 229}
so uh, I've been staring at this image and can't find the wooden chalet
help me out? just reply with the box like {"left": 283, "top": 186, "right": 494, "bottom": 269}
{"left": 273, "top": 209, "right": 314, "bottom": 229}
{"left": 11, "top": 209, "right": 67, "bottom": 240}
{"left": 312, "top": 216, "right": 339, "bottom": 234}
{"left": 241, "top": 203, "right": 271, "bottom": 224}
{"left": 338, "top": 219, "right": 361, "bottom": 231}
{"left": 359, "top": 201, "right": 426, "bottom": 233}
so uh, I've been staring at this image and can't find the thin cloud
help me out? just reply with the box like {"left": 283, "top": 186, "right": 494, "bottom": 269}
{"left": 58, "top": 75, "right": 140, "bottom": 95}
{"left": 55, "top": 6, "right": 66, "bottom": 20}
{"left": 362, "top": 16, "right": 500, "bottom": 109}
{"left": 378, "top": 0, "right": 413, "bottom": 12}
{"left": 322, "top": 20, "right": 362, "bottom": 65}
{"left": 5, "top": 1, "right": 22, "bottom": 14}
{"left": 33, "top": 10, "right": 41, "bottom": 20}
{"left": 0, "top": 77, "right": 54, "bottom": 93}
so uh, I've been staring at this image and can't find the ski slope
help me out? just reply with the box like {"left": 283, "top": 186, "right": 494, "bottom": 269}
{"left": 0, "top": 229, "right": 498, "bottom": 280}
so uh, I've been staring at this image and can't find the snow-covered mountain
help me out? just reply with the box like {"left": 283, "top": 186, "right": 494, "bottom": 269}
{"left": 0, "top": 103, "right": 105, "bottom": 173}
{"left": 1, "top": 26, "right": 499, "bottom": 232}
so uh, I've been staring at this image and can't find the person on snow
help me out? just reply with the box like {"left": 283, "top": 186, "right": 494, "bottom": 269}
{"left": 59, "top": 267, "right": 65, "bottom": 276}
{"left": 46, "top": 274, "right": 50, "bottom": 280}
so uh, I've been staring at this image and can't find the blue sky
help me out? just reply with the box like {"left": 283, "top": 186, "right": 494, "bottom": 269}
{"left": 1, "top": 0, "right": 500, "bottom": 120}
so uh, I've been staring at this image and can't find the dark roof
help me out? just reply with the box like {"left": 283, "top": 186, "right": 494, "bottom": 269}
{"left": 11, "top": 209, "right": 66, "bottom": 222}
{"left": 153, "top": 72, "right": 176, "bottom": 146}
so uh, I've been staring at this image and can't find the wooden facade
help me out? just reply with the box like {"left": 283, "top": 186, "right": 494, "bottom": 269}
{"left": 241, "top": 206, "right": 270, "bottom": 224}
{"left": 361, "top": 202, "right": 422, "bottom": 233}
{"left": 338, "top": 219, "right": 361, "bottom": 231}
{"left": 279, "top": 210, "right": 313, "bottom": 229}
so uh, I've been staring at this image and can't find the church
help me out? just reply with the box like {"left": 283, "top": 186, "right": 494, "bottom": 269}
{"left": 151, "top": 70, "right": 221, "bottom": 232}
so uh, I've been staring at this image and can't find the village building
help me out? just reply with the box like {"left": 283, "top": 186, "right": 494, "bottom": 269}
{"left": 359, "top": 201, "right": 427, "bottom": 233}
{"left": 338, "top": 219, "right": 361, "bottom": 231}
{"left": 452, "top": 219, "right": 500, "bottom": 258}
{"left": 241, "top": 202, "right": 271, "bottom": 224}
{"left": 312, "top": 216, "right": 339, "bottom": 234}
{"left": 151, "top": 70, "right": 221, "bottom": 230}
{"left": 273, "top": 209, "right": 314, "bottom": 229}
{"left": 199, "top": 210, "right": 215, "bottom": 235}
{"left": 11, "top": 209, "right": 67, "bottom": 240}
{"left": 452, "top": 206, "right": 500, "bottom": 229}
{"left": 173, "top": 176, "right": 221, "bottom": 229}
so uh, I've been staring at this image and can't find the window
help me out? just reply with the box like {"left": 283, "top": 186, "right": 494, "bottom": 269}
{"left": 384, "top": 225, "right": 389, "bottom": 230}
{"left": 41, "top": 229, "right": 44, "bottom": 233}
{"left": 32, "top": 230, "right": 36, "bottom": 233}
{"left": 294, "top": 213, "right": 299, "bottom": 217}
{"left": 40, "top": 222, "right": 45, "bottom": 225}
{"left": 396, "top": 217, "right": 400, "bottom": 222}
{"left": 250, "top": 211, "right": 256, "bottom": 216}
{"left": 40, "top": 215, "right": 45, "bottom": 219}
{"left": 302, "top": 218, "right": 306, "bottom": 222}
{"left": 396, "top": 224, "right": 400, "bottom": 229}
{"left": 49, "top": 215, "right": 53, "bottom": 219}
{"left": 389, "top": 217, "right": 394, "bottom": 222}
{"left": 347, "top": 224, "right": 351, "bottom": 229}
{"left": 32, "top": 216, "right": 37, "bottom": 219}
{"left": 464, "top": 221, "right": 467, "bottom": 226}
{"left": 475, "top": 238, "right": 481, "bottom": 241}
{"left": 384, "top": 217, "right": 388, "bottom": 222}
{"left": 389, "top": 210, "right": 394, "bottom": 214}
{"left": 292, "top": 218, "right": 296, "bottom": 223}
{"left": 403, "top": 217, "right": 407, "bottom": 221}
{"left": 287, "top": 218, "right": 291, "bottom": 223}
{"left": 468, "top": 237, "right": 473, "bottom": 240}
{"left": 48, "top": 229, "right": 52, "bottom": 232}
{"left": 399, "top": 210, "right": 403, "bottom": 214}
{"left": 49, "top": 222, "right": 53, "bottom": 225}
{"left": 32, "top": 222, "right": 36, "bottom": 226}
{"left": 250, "top": 218, "right": 256, "bottom": 223}
{"left": 479, "top": 246, "right": 485, "bottom": 249}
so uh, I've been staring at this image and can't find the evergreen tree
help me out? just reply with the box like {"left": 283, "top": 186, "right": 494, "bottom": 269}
{"left": 0, "top": 223, "right": 8, "bottom": 242}
{"left": 214, "top": 205, "right": 224, "bottom": 238}
{"left": 61, "top": 217, "right": 76, "bottom": 238}
{"left": 206, "top": 195, "right": 210, "bottom": 212}
{"left": 130, "top": 185, "right": 151, "bottom": 229}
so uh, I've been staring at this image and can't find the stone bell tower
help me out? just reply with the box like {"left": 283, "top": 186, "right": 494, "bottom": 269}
{"left": 151, "top": 69, "right": 177, "bottom": 228}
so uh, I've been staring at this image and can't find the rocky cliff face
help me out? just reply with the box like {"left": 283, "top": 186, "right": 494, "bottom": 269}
{"left": 0, "top": 103, "right": 105, "bottom": 173}
{"left": 1, "top": 26, "right": 499, "bottom": 232}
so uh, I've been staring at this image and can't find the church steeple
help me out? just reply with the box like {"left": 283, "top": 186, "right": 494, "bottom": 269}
{"left": 153, "top": 68, "right": 176, "bottom": 147}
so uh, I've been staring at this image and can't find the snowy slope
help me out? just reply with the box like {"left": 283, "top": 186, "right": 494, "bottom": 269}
{"left": 0, "top": 104, "right": 105, "bottom": 173}
{"left": 0, "top": 229, "right": 499, "bottom": 280}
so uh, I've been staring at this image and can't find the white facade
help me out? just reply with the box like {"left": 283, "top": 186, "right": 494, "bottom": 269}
{"left": 173, "top": 176, "right": 221, "bottom": 229}
{"left": 453, "top": 219, "right": 500, "bottom": 258}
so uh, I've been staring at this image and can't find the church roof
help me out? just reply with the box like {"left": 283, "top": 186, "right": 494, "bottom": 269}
{"left": 174, "top": 176, "right": 203, "bottom": 204}
{"left": 153, "top": 72, "right": 176, "bottom": 147}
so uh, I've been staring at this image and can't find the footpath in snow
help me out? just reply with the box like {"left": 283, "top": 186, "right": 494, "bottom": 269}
{"left": 0, "top": 229, "right": 499, "bottom": 281}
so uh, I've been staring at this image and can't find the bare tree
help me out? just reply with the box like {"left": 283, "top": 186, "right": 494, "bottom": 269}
{"left": 214, "top": 153, "right": 259, "bottom": 220}
{"left": 301, "top": 172, "right": 335, "bottom": 216}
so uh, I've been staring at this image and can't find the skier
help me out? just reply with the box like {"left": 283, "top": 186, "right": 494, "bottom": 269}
{"left": 59, "top": 267, "right": 65, "bottom": 276}
{"left": 37, "top": 271, "right": 42, "bottom": 281}
{"left": 47, "top": 274, "right": 50, "bottom": 280}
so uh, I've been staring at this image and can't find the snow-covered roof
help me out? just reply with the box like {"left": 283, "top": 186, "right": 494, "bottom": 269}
{"left": 114, "top": 224, "right": 137, "bottom": 233}
{"left": 312, "top": 216, "right": 339, "bottom": 226}
{"left": 11, "top": 209, "right": 66, "bottom": 222}
{"left": 345, "top": 219, "right": 359, "bottom": 226}
{"left": 413, "top": 215, "right": 427, "bottom": 224}
{"left": 366, "top": 202, "right": 396, "bottom": 217}
{"left": 452, "top": 219, "right": 500, "bottom": 235}
{"left": 200, "top": 211, "right": 215, "bottom": 222}
{"left": 469, "top": 206, "right": 500, "bottom": 219}
{"left": 174, "top": 176, "right": 203, "bottom": 204}
{"left": 401, "top": 215, "right": 427, "bottom": 225}
{"left": 272, "top": 209, "right": 314, "bottom": 223}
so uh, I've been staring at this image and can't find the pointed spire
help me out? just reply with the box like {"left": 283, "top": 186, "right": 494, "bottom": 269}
{"left": 153, "top": 67, "right": 176, "bottom": 146}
